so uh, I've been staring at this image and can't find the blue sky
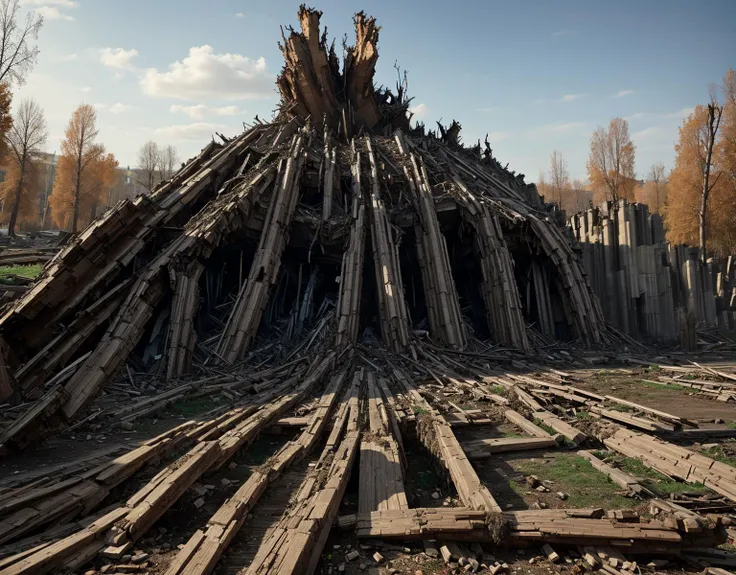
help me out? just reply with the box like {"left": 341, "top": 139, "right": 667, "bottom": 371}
{"left": 16, "top": 0, "right": 736, "bottom": 182}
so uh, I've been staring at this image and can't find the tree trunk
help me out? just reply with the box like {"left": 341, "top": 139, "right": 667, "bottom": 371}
{"left": 699, "top": 189, "right": 708, "bottom": 265}
{"left": 700, "top": 104, "right": 718, "bottom": 265}
{"left": 72, "top": 151, "right": 82, "bottom": 233}
{"left": 8, "top": 156, "right": 27, "bottom": 237}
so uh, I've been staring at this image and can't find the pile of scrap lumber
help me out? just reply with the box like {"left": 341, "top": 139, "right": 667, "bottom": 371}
{"left": 0, "top": 6, "right": 607, "bottom": 450}
{"left": 0, "top": 6, "right": 734, "bottom": 575}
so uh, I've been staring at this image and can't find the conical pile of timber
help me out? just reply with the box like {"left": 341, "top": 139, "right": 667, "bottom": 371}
{"left": 0, "top": 6, "right": 602, "bottom": 450}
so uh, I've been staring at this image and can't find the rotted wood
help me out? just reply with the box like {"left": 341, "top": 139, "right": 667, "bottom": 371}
{"left": 321, "top": 128, "right": 336, "bottom": 220}
{"left": 344, "top": 506, "right": 723, "bottom": 549}
{"left": 604, "top": 427, "right": 736, "bottom": 502}
{"left": 0, "top": 336, "right": 17, "bottom": 404}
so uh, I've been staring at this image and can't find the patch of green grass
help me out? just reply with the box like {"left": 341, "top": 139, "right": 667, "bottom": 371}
{"left": 512, "top": 454, "right": 637, "bottom": 509}
{"left": 601, "top": 452, "right": 710, "bottom": 496}
{"left": 641, "top": 380, "right": 685, "bottom": 392}
{"left": 412, "top": 406, "right": 429, "bottom": 416}
{"left": 533, "top": 418, "right": 556, "bottom": 436}
{"left": 647, "top": 365, "right": 661, "bottom": 372}
{"left": 728, "top": 422, "right": 736, "bottom": 430}
{"left": 702, "top": 446, "right": 736, "bottom": 467}
{"left": 490, "top": 385, "right": 506, "bottom": 396}
{"left": 0, "top": 264, "right": 43, "bottom": 283}
{"left": 576, "top": 411, "right": 591, "bottom": 421}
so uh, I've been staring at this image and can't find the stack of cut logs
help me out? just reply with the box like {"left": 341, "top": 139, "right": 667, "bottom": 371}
{"left": 0, "top": 6, "right": 732, "bottom": 575}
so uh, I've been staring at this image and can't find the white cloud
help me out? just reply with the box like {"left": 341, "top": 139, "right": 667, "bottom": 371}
{"left": 170, "top": 104, "right": 242, "bottom": 120}
{"left": 561, "top": 93, "right": 588, "bottom": 102}
{"left": 21, "top": 0, "right": 78, "bottom": 20}
{"left": 155, "top": 122, "right": 230, "bottom": 141}
{"left": 552, "top": 30, "right": 570, "bottom": 38}
{"left": 615, "top": 89, "right": 634, "bottom": 98}
{"left": 80, "top": 86, "right": 91, "bottom": 93}
{"left": 34, "top": 6, "right": 74, "bottom": 20}
{"left": 409, "top": 103, "right": 429, "bottom": 119}
{"left": 97, "top": 102, "right": 134, "bottom": 115}
{"left": 533, "top": 98, "right": 547, "bottom": 105}
{"left": 141, "top": 45, "right": 274, "bottom": 100}
{"left": 100, "top": 47, "right": 139, "bottom": 70}
{"left": 235, "top": 12, "right": 245, "bottom": 18}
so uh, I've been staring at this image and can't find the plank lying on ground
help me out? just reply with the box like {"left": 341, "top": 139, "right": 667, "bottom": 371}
{"left": 243, "top": 369, "right": 362, "bottom": 575}
{"left": 504, "top": 409, "right": 553, "bottom": 438}
{"left": 340, "top": 506, "right": 725, "bottom": 550}
{"left": 577, "top": 450, "right": 653, "bottom": 496}
{"left": 162, "top": 368, "right": 349, "bottom": 575}
{"left": 590, "top": 406, "right": 676, "bottom": 433}
{"left": 359, "top": 372, "right": 407, "bottom": 513}
{"left": 0, "top": 420, "right": 205, "bottom": 545}
{"left": 603, "top": 395, "right": 691, "bottom": 427}
{"left": 462, "top": 436, "right": 557, "bottom": 459}
{"left": 0, "top": 507, "right": 129, "bottom": 575}
{"left": 604, "top": 428, "right": 736, "bottom": 502}
{"left": 533, "top": 410, "right": 587, "bottom": 444}
{"left": 105, "top": 354, "right": 334, "bottom": 554}
{"left": 392, "top": 367, "right": 501, "bottom": 512}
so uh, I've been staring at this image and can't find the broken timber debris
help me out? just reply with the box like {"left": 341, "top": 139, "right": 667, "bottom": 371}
{"left": 0, "top": 6, "right": 733, "bottom": 575}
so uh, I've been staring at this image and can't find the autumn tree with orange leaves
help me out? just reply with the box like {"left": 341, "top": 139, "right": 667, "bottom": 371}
{"left": 586, "top": 118, "right": 636, "bottom": 203}
{"left": 665, "top": 102, "right": 735, "bottom": 256}
{"left": 3, "top": 98, "right": 47, "bottom": 235}
{"left": 50, "top": 105, "right": 118, "bottom": 232}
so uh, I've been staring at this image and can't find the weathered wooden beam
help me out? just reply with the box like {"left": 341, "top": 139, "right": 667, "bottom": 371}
{"left": 334, "top": 153, "right": 366, "bottom": 350}
{"left": 217, "top": 132, "right": 307, "bottom": 363}
{"left": 366, "top": 138, "right": 409, "bottom": 352}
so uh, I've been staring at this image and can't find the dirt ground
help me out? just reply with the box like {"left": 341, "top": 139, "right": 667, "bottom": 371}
{"left": 562, "top": 368, "right": 736, "bottom": 423}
